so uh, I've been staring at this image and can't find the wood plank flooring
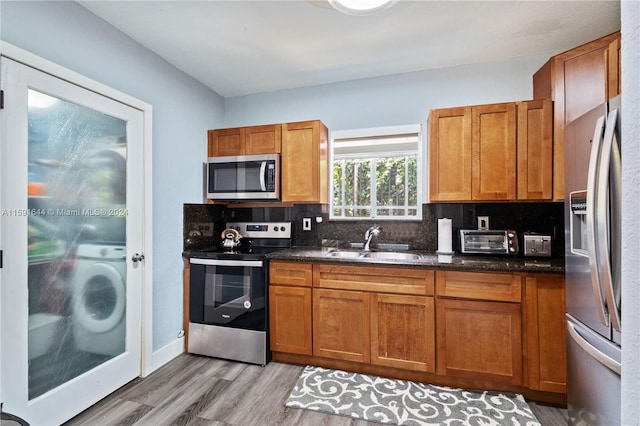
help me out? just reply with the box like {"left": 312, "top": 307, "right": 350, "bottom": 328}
{"left": 64, "top": 353, "right": 568, "bottom": 426}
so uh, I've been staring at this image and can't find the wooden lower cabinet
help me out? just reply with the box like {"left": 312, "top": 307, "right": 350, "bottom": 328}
{"left": 313, "top": 288, "right": 371, "bottom": 363}
{"left": 266, "top": 262, "right": 565, "bottom": 403}
{"left": 269, "top": 261, "right": 313, "bottom": 355}
{"left": 371, "top": 294, "right": 435, "bottom": 372}
{"left": 269, "top": 285, "right": 312, "bottom": 355}
{"left": 436, "top": 298, "right": 523, "bottom": 385}
{"left": 435, "top": 270, "right": 523, "bottom": 386}
{"left": 524, "top": 274, "right": 567, "bottom": 393}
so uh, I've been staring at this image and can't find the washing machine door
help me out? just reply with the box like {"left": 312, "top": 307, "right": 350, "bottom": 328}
{"left": 74, "top": 263, "right": 125, "bottom": 333}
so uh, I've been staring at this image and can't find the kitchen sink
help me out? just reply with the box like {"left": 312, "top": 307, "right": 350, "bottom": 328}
{"left": 362, "top": 252, "right": 422, "bottom": 260}
{"left": 325, "top": 250, "right": 421, "bottom": 261}
{"left": 340, "top": 242, "right": 413, "bottom": 251}
{"left": 325, "top": 250, "right": 365, "bottom": 258}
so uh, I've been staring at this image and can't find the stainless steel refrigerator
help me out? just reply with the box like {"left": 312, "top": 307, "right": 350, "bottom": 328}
{"left": 564, "top": 95, "right": 622, "bottom": 425}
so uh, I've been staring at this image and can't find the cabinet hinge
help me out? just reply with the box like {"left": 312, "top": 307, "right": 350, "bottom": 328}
{"left": 0, "top": 90, "right": 4, "bottom": 109}
{"left": 0, "top": 250, "right": 3, "bottom": 268}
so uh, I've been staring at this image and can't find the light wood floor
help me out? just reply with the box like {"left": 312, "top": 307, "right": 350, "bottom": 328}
{"left": 64, "top": 353, "right": 568, "bottom": 426}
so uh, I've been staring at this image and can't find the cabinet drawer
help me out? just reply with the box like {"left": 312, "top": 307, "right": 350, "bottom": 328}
{"left": 269, "top": 261, "right": 312, "bottom": 287}
{"left": 435, "top": 270, "right": 521, "bottom": 302}
{"left": 314, "top": 264, "right": 434, "bottom": 295}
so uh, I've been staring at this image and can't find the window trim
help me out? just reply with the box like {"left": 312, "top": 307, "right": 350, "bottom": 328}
{"left": 329, "top": 124, "right": 424, "bottom": 221}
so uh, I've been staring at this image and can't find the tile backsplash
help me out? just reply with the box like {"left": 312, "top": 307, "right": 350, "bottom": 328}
{"left": 184, "top": 201, "right": 564, "bottom": 258}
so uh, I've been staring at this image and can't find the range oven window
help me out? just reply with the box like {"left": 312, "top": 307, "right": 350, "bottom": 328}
{"left": 190, "top": 259, "right": 266, "bottom": 330}
{"left": 205, "top": 266, "right": 251, "bottom": 309}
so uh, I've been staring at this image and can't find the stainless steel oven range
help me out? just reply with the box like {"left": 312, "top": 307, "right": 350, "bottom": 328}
{"left": 187, "top": 221, "right": 291, "bottom": 365}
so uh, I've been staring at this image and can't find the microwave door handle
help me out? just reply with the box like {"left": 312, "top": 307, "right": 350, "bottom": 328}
{"left": 586, "top": 114, "right": 609, "bottom": 328}
{"left": 597, "top": 109, "right": 622, "bottom": 332}
{"left": 259, "top": 161, "right": 267, "bottom": 192}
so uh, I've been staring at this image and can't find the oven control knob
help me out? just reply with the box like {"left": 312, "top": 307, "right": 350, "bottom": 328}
{"left": 273, "top": 226, "right": 278, "bottom": 232}
{"left": 280, "top": 226, "right": 286, "bottom": 232}
{"left": 244, "top": 300, "right": 252, "bottom": 309}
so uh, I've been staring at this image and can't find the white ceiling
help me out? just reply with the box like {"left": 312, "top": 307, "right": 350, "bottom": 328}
{"left": 79, "top": 0, "right": 621, "bottom": 98}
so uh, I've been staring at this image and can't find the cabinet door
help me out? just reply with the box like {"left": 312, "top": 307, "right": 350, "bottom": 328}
{"left": 313, "top": 289, "right": 370, "bottom": 363}
{"left": 606, "top": 36, "right": 621, "bottom": 100}
{"left": 269, "top": 285, "right": 312, "bottom": 355}
{"left": 524, "top": 274, "right": 566, "bottom": 393}
{"left": 208, "top": 127, "right": 245, "bottom": 157}
{"left": 281, "top": 120, "right": 328, "bottom": 203}
{"left": 471, "top": 103, "right": 517, "bottom": 200}
{"left": 534, "top": 32, "right": 620, "bottom": 201}
{"left": 428, "top": 107, "right": 472, "bottom": 201}
{"left": 517, "top": 99, "right": 553, "bottom": 200}
{"left": 245, "top": 124, "right": 282, "bottom": 154}
{"left": 436, "top": 298, "right": 522, "bottom": 385}
{"left": 371, "top": 294, "right": 435, "bottom": 372}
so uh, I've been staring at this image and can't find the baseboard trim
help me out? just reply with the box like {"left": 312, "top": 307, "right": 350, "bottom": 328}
{"left": 147, "top": 337, "right": 185, "bottom": 376}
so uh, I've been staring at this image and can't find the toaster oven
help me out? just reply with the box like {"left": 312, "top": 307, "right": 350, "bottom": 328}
{"left": 459, "top": 229, "right": 519, "bottom": 255}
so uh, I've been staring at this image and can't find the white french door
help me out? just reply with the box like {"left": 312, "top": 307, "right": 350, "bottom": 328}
{"left": 0, "top": 57, "right": 144, "bottom": 425}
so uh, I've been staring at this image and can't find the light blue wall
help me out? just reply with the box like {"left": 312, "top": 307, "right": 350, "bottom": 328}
{"left": 224, "top": 54, "right": 550, "bottom": 131}
{"left": 0, "top": 0, "right": 550, "bottom": 355}
{"left": 1, "top": 1, "right": 226, "bottom": 351}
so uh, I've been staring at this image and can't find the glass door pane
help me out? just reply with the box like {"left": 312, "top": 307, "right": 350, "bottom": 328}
{"left": 27, "top": 89, "right": 127, "bottom": 399}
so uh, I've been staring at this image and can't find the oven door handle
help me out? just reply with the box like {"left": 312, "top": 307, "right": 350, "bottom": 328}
{"left": 190, "top": 258, "right": 263, "bottom": 267}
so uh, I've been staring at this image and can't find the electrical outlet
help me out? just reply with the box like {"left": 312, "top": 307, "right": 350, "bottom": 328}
{"left": 477, "top": 216, "right": 489, "bottom": 230}
{"left": 302, "top": 217, "right": 312, "bottom": 231}
{"left": 193, "top": 222, "right": 214, "bottom": 236}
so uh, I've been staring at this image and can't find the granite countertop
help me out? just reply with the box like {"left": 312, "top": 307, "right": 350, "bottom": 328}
{"left": 266, "top": 246, "right": 565, "bottom": 274}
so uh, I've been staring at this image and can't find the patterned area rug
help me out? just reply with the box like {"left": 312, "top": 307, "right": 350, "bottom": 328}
{"left": 285, "top": 365, "right": 541, "bottom": 426}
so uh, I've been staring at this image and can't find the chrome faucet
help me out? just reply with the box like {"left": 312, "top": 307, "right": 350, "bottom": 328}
{"left": 363, "top": 226, "right": 380, "bottom": 251}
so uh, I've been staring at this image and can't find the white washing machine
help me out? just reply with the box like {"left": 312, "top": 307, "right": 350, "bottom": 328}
{"left": 72, "top": 244, "right": 126, "bottom": 357}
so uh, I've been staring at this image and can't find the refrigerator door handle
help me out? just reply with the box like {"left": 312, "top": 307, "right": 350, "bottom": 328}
{"left": 567, "top": 320, "right": 621, "bottom": 375}
{"left": 585, "top": 114, "right": 609, "bottom": 327}
{"left": 597, "top": 109, "right": 622, "bottom": 332}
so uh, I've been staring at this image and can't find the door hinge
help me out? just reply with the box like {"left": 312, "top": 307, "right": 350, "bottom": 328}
{"left": 0, "top": 90, "right": 4, "bottom": 109}
{"left": 0, "top": 250, "right": 3, "bottom": 268}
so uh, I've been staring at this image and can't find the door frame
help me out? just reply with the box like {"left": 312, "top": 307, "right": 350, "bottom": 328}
{"left": 0, "top": 42, "right": 154, "bottom": 379}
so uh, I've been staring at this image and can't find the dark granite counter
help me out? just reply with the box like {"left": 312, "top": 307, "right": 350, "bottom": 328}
{"left": 266, "top": 246, "right": 565, "bottom": 274}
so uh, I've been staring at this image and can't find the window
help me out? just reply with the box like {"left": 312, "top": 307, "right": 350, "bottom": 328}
{"left": 330, "top": 124, "right": 423, "bottom": 220}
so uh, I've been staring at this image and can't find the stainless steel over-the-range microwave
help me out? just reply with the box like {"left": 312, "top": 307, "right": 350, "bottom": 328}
{"left": 207, "top": 153, "right": 280, "bottom": 200}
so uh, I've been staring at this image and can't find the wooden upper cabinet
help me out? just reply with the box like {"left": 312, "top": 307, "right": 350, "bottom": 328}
{"left": 208, "top": 127, "right": 244, "bottom": 157}
{"left": 429, "top": 100, "right": 549, "bottom": 202}
{"left": 428, "top": 106, "right": 472, "bottom": 201}
{"left": 281, "top": 120, "right": 328, "bottom": 203}
{"left": 245, "top": 124, "right": 282, "bottom": 154}
{"left": 471, "top": 103, "right": 517, "bottom": 200}
{"left": 517, "top": 99, "right": 553, "bottom": 200}
{"left": 533, "top": 31, "right": 620, "bottom": 200}
{"left": 606, "top": 36, "right": 621, "bottom": 100}
{"left": 208, "top": 124, "right": 281, "bottom": 157}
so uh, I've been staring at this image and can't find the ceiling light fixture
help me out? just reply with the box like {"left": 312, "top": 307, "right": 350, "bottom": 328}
{"left": 328, "top": 0, "right": 397, "bottom": 16}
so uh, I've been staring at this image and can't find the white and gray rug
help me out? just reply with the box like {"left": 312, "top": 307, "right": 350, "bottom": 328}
{"left": 285, "top": 365, "right": 541, "bottom": 426}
